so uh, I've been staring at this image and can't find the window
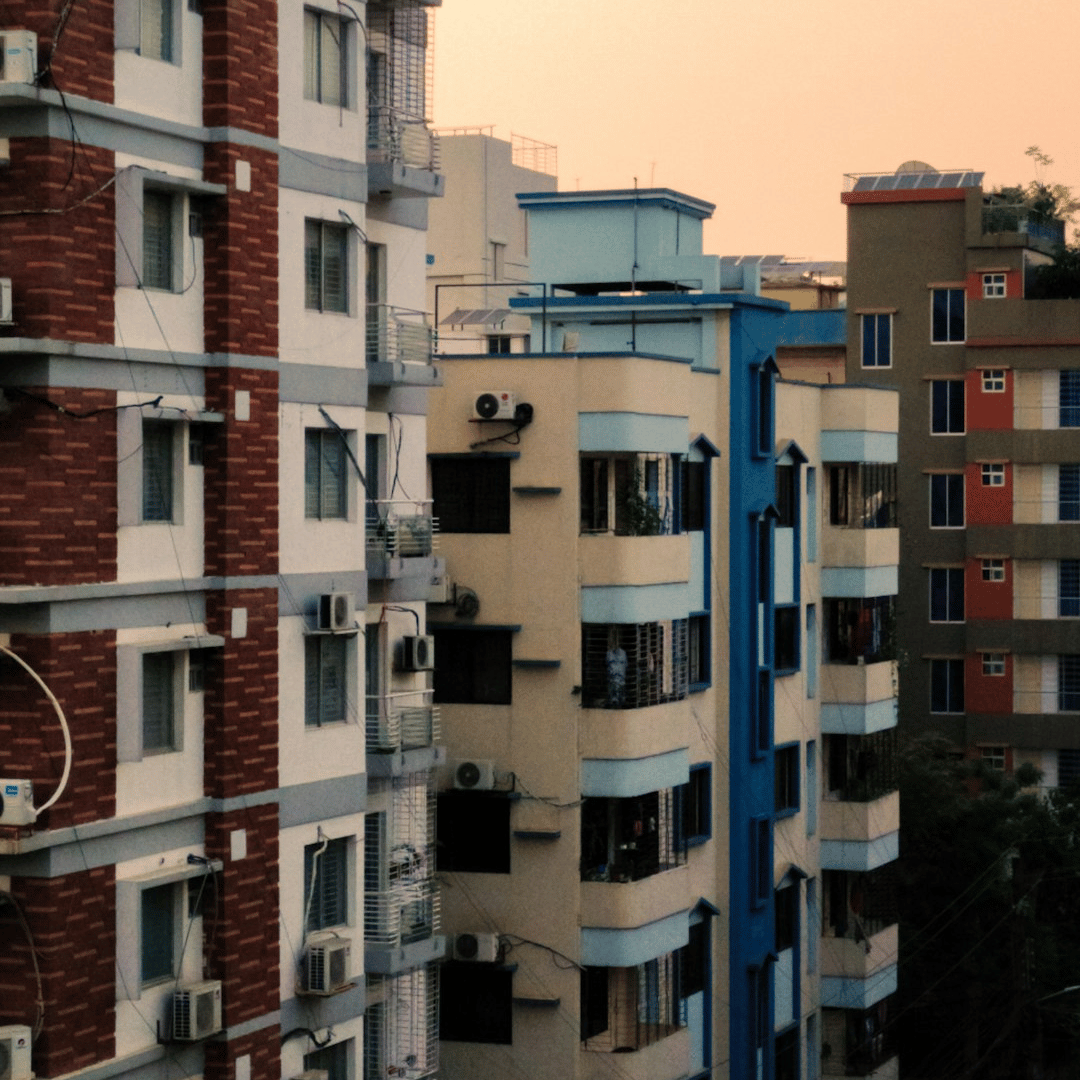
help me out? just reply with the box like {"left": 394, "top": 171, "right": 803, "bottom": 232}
{"left": 982, "top": 558, "right": 1006, "bottom": 582}
{"left": 433, "top": 628, "right": 512, "bottom": 705}
{"left": 441, "top": 962, "right": 512, "bottom": 1044}
{"left": 931, "top": 380, "right": 965, "bottom": 434}
{"left": 982, "top": 368, "right": 1006, "bottom": 392}
{"left": 983, "top": 273, "right": 1007, "bottom": 298}
{"left": 303, "top": 8, "right": 346, "bottom": 106}
{"left": 751, "top": 816, "right": 770, "bottom": 907}
{"left": 982, "top": 652, "right": 1006, "bottom": 676}
{"left": 138, "top": 0, "right": 174, "bottom": 61}
{"left": 579, "top": 453, "right": 675, "bottom": 535}
{"left": 750, "top": 965, "right": 769, "bottom": 1080}
{"left": 825, "top": 731, "right": 898, "bottom": 802}
{"left": 982, "top": 463, "right": 1005, "bottom": 487}
{"left": 929, "top": 567, "right": 964, "bottom": 623}
{"left": 755, "top": 669, "right": 771, "bottom": 756}
{"left": 756, "top": 363, "right": 775, "bottom": 453}
{"left": 1060, "top": 465, "right": 1080, "bottom": 521}
{"left": 775, "top": 744, "right": 800, "bottom": 815}
{"left": 861, "top": 313, "right": 891, "bottom": 368}
{"left": 436, "top": 793, "right": 510, "bottom": 873}
{"left": 142, "top": 651, "right": 179, "bottom": 752}
{"left": 681, "top": 765, "right": 711, "bottom": 844}
{"left": 305, "top": 220, "right": 349, "bottom": 313}
{"left": 430, "top": 457, "right": 511, "bottom": 534}
{"left": 142, "top": 420, "right": 176, "bottom": 522}
{"left": 806, "top": 467, "right": 817, "bottom": 561}
{"left": 775, "top": 1027, "right": 799, "bottom": 1080}
{"left": 581, "top": 791, "right": 687, "bottom": 882}
{"left": 688, "top": 613, "right": 710, "bottom": 688}
{"left": 829, "top": 463, "right": 897, "bottom": 528}
{"left": 1061, "top": 656, "right": 1080, "bottom": 712}
{"left": 304, "top": 1041, "right": 350, "bottom": 1080}
{"left": 825, "top": 596, "right": 895, "bottom": 665}
{"left": 486, "top": 334, "right": 512, "bottom": 354}
{"left": 931, "top": 288, "right": 965, "bottom": 343}
{"left": 930, "top": 474, "right": 964, "bottom": 528}
{"left": 980, "top": 746, "right": 1006, "bottom": 771}
{"left": 140, "top": 881, "right": 177, "bottom": 984}
{"left": 930, "top": 658, "right": 964, "bottom": 714}
{"left": 304, "top": 836, "right": 349, "bottom": 932}
{"left": 806, "top": 605, "right": 818, "bottom": 699}
{"left": 774, "top": 606, "right": 799, "bottom": 672}
{"left": 1061, "top": 560, "right": 1080, "bottom": 617}
{"left": 305, "top": 634, "right": 348, "bottom": 727}
{"left": 681, "top": 459, "right": 706, "bottom": 532}
{"left": 1059, "top": 749, "right": 1080, "bottom": 788}
{"left": 142, "top": 189, "right": 175, "bottom": 289}
{"left": 580, "top": 954, "right": 683, "bottom": 1051}
{"left": 1062, "top": 371, "right": 1080, "bottom": 428}
{"left": 305, "top": 428, "right": 348, "bottom": 519}
{"left": 775, "top": 465, "right": 796, "bottom": 527}
{"left": 581, "top": 620, "right": 689, "bottom": 709}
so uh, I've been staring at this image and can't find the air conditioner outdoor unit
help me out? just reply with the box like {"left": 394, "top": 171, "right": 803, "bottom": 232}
{"left": 400, "top": 634, "right": 435, "bottom": 671}
{"left": 318, "top": 592, "right": 354, "bottom": 632}
{"left": 452, "top": 759, "right": 495, "bottom": 791}
{"left": 473, "top": 391, "right": 515, "bottom": 421}
{"left": 453, "top": 931, "right": 499, "bottom": 963}
{"left": 172, "top": 979, "right": 222, "bottom": 1041}
{"left": 0, "top": 31, "right": 36, "bottom": 85}
{"left": 0, "top": 779, "right": 35, "bottom": 827}
{"left": 0, "top": 1025, "right": 31, "bottom": 1080}
{"left": 0, "top": 279, "right": 11, "bottom": 325}
{"left": 305, "top": 932, "right": 352, "bottom": 994}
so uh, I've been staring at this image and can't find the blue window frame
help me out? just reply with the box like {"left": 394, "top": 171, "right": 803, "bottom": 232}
{"left": 931, "top": 288, "right": 965, "bottom": 343}
{"left": 774, "top": 605, "right": 799, "bottom": 673}
{"left": 751, "top": 816, "right": 771, "bottom": 908}
{"left": 1061, "top": 371, "right": 1080, "bottom": 428}
{"left": 1060, "top": 465, "right": 1080, "bottom": 521}
{"left": 861, "top": 314, "right": 891, "bottom": 368}
{"left": 1061, "top": 561, "right": 1080, "bottom": 617}
{"left": 688, "top": 613, "right": 711, "bottom": 689}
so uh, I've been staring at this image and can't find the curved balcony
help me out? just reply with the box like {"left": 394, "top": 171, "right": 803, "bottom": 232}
{"left": 579, "top": 532, "right": 689, "bottom": 588}
{"left": 823, "top": 526, "right": 899, "bottom": 571}
{"left": 580, "top": 864, "right": 689, "bottom": 931}
{"left": 822, "top": 923, "right": 898, "bottom": 984}
{"left": 581, "top": 1028, "right": 690, "bottom": 1080}
{"left": 821, "top": 790, "right": 900, "bottom": 872}
{"left": 364, "top": 881, "right": 446, "bottom": 975}
{"left": 580, "top": 699, "right": 692, "bottom": 764}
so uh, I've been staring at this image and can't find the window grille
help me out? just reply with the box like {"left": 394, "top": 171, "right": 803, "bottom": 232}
{"left": 1061, "top": 465, "right": 1080, "bottom": 521}
{"left": 365, "top": 966, "right": 439, "bottom": 1080}
{"left": 1059, "top": 655, "right": 1080, "bottom": 712}
{"left": 581, "top": 620, "right": 688, "bottom": 709}
{"left": 825, "top": 730, "right": 898, "bottom": 803}
{"left": 829, "top": 464, "right": 897, "bottom": 528}
{"left": 305, "top": 836, "right": 348, "bottom": 933}
{"left": 1061, "top": 371, "right": 1080, "bottom": 428}
{"left": 825, "top": 597, "right": 895, "bottom": 664}
{"left": 1060, "top": 560, "right": 1080, "bottom": 617}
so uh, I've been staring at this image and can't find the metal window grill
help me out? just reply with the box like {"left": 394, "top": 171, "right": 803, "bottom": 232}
{"left": 826, "top": 729, "right": 899, "bottom": 803}
{"left": 1061, "top": 371, "right": 1080, "bottom": 428}
{"left": 365, "top": 964, "right": 439, "bottom": 1080}
{"left": 1059, "top": 655, "right": 1080, "bottom": 712}
{"left": 825, "top": 597, "right": 895, "bottom": 665}
{"left": 582, "top": 620, "right": 688, "bottom": 709}
{"left": 1060, "top": 465, "right": 1080, "bottom": 521}
{"left": 365, "top": 500, "right": 438, "bottom": 559}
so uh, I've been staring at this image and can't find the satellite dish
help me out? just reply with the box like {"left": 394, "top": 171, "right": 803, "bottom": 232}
{"left": 896, "top": 160, "right": 937, "bottom": 174}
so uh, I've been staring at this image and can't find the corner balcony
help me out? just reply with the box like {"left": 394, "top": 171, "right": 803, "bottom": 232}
{"left": 822, "top": 923, "right": 898, "bottom": 986}
{"left": 822, "top": 526, "right": 899, "bottom": 572}
{"left": 368, "top": 107, "right": 444, "bottom": 198}
{"left": 981, "top": 204, "right": 1065, "bottom": 246}
{"left": 366, "top": 688, "right": 442, "bottom": 777}
{"left": 822, "top": 660, "right": 897, "bottom": 737}
{"left": 366, "top": 304, "right": 440, "bottom": 387}
{"left": 364, "top": 880, "right": 446, "bottom": 975}
{"left": 821, "top": 790, "right": 900, "bottom": 872}
{"left": 581, "top": 1028, "right": 691, "bottom": 1080}
{"left": 580, "top": 864, "right": 690, "bottom": 932}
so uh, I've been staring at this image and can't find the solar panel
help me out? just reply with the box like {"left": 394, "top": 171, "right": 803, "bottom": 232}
{"left": 853, "top": 176, "right": 878, "bottom": 191}
{"left": 940, "top": 172, "right": 962, "bottom": 187}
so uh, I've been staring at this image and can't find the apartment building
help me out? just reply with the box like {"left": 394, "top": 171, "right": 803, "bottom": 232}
{"left": 425, "top": 159, "right": 900, "bottom": 1080}
{"left": 0, "top": 3, "right": 443, "bottom": 1079}
{"left": 843, "top": 165, "right": 1080, "bottom": 782}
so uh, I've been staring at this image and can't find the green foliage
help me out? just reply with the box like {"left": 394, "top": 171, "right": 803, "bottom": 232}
{"left": 898, "top": 739, "right": 1080, "bottom": 1078}
{"left": 615, "top": 466, "right": 663, "bottom": 536}
{"left": 1027, "top": 246, "right": 1080, "bottom": 300}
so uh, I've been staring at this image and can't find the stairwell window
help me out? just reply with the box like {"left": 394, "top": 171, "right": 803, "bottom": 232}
{"left": 305, "top": 220, "right": 349, "bottom": 313}
{"left": 931, "top": 288, "right": 965, "bottom": 343}
{"left": 304, "top": 8, "right": 347, "bottom": 107}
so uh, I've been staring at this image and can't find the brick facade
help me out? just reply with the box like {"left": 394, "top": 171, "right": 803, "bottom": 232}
{"left": 0, "top": 630, "right": 117, "bottom": 830}
{"left": 0, "top": 139, "right": 115, "bottom": 343}
{"left": 203, "top": 1025, "right": 281, "bottom": 1080}
{"left": 0, "top": 867, "right": 116, "bottom": 1073}
{"left": 0, "top": 387, "right": 118, "bottom": 588}
{"left": 202, "top": 0, "right": 278, "bottom": 138}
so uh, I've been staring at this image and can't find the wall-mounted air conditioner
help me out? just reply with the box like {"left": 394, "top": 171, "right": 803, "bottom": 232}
{"left": 305, "top": 932, "right": 352, "bottom": 994}
{"left": 400, "top": 635, "right": 435, "bottom": 671}
{"left": 453, "top": 932, "right": 499, "bottom": 963}
{"left": 0, "top": 279, "right": 12, "bottom": 325}
{"left": 473, "top": 391, "right": 515, "bottom": 420}
{"left": 452, "top": 759, "right": 495, "bottom": 791}
{"left": 318, "top": 592, "right": 354, "bottom": 632}
{"left": 172, "top": 979, "right": 222, "bottom": 1041}
{"left": 0, "top": 780, "right": 35, "bottom": 827}
{"left": 0, "top": 31, "right": 36, "bottom": 85}
{"left": 0, "top": 1025, "right": 31, "bottom": 1080}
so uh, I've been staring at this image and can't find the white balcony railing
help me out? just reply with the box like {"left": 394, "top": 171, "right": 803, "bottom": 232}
{"left": 366, "top": 500, "right": 438, "bottom": 560}
{"left": 365, "top": 879, "right": 440, "bottom": 947}
{"left": 366, "top": 689, "right": 440, "bottom": 752}
{"left": 366, "top": 304, "right": 434, "bottom": 367}
{"left": 368, "top": 107, "right": 440, "bottom": 171}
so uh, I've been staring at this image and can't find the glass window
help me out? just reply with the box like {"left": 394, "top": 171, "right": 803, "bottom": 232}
{"left": 1060, "top": 560, "right": 1080, "bottom": 617}
{"left": 142, "top": 189, "right": 174, "bottom": 290}
{"left": 829, "top": 463, "right": 897, "bottom": 528}
{"left": 775, "top": 744, "right": 799, "bottom": 815}
{"left": 930, "top": 658, "right": 964, "bottom": 714}
{"left": 1060, "top": 465, "right": 1080, "bottom": 522}
{"left": 982, "top": 463, "right": 1005, "bottom": 487}
{"left": 303, "top": 8, "right": 346, "bottom": 106}
{"left": 431, "top": 457, "right": 510, "bottom": 534}
{"left": 982, "top": 273, "right": 1006, "bottom": 298}
{"left": 305, "top": 428, "right": 348, "bottom": 520}
{"left": 774, "top": 606, "right": 799, "bottom": 672}
{"left": 140, "top": 0, "right": 174, "bottom": 61}
{"left": 931, "top": 380, "right": 965, "bottom": 434}
{"left": 140, "top": 882, "right": 176, "bottom": 985}
{"left": 929, "top": 567, "right": 964, "bottom": 623}
{"left": 930, "top": 474, "right": 964, "bottom": 528}
{"left": 1061, "top": 371, "right": 1080, "bottom": 428}
{"left": 305, "top": 219, "right": 349, "bottom": 312}
{"left": 861, "top": 313, "right": 891, "bottom": 368}
{"left": 688, "top": 613, "right": 710, "bottom": 688}
{"left": 304, "top": 836, "right": 349, "bottom": 932}
{"left": 580, "top": 453, "right": 675, "bottom": 536}
{"left": 982, "top": 653, "right": 1005, "bottom": 676}
{"left": 931, "top": 288, "right": 965, "bottom": 343}
{"left": 982, "top": 369, "right": 1006, "bottom": 392}
{"left": 142, "top": 420, "right": 175, "bottom": 522}
{"left": 681, "top": 459, "right": 707, "bottom": 532}
{"left": 305, "top": 634, "right": 348, "bottom": 727}
{"left": 681, "top": 765, "right": 711, "bottom": 844}
{"left": 142, "top": 651, "right": 178, "bottom": 752}
{"left": 1061, "top": 656, "right": 1080, "bottom": 712}
{"left": 982, "top": 558, "right": 1006, "bottom": 582}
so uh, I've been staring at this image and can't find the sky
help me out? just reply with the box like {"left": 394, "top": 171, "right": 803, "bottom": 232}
{"left": 431, "top": 0, "right": 1080, "bottom": 262}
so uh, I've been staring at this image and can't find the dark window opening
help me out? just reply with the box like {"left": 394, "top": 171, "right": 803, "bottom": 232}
{"left": 433, "top": 628, "right": 512, "bottom": 705}
{"left": 824, "top": 730, "right": 898, "bottom": 802}
{"left": 437, "top": 793, "right": 510, "bottom": 873}
{"left": 680, "top": 764, "right": 711, "bottom": 844}
{"left": 825, "top": 596, "right": 895, "bottom": 665}
{"left": 580, "top": 789, "right": 687, "bottom": 883}
{"left": 829, "top": 463, "right": 897, "bottom": 528}
{"left": 775, "top": 465, "right": 796, "bottom": 527}
{"left": 440, "top": 962, "right": 512, "bottom": 1044}
{"left": 775, "top": 743, "right": 800, "bottom": 814}
{"left": 430, "top": 457, "right": 511, "bottom": 533}
{"left": 775, "top": 885, "right": 797, "bottom": 952}
{"left": 681, "top": 459, "right": 706, "bottom": 532}
{"left": 774, "top": 606, "right": 799, "bottom": 672}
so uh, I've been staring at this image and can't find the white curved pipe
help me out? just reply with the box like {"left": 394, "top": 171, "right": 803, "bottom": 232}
{"left": 1, "top": 644, "right": 72, "bottom": 815}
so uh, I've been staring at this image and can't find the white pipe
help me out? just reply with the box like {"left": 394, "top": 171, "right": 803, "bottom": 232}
{"left": 0, "top": 645, "right": 72, "bottom": 815}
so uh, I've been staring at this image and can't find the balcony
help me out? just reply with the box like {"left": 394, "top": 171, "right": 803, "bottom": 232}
{"left": 366, "top": 304, "right": 439, "bottom": 386}
{"left": 822, "top": 527, "right": 899, "bottom": 572}
{"left": 365, "top": 879, "right": 440, "bottom": 950}
{"left": 368, "top": 107, "right": 443, "bottom": 198}
{"left": 365, "top": 965, "right": 440, "bottom": 1080}
{"left": 580, "top": 864, "right": 689, "bottom": 931}
{"left": 581, "top": 1029, "right": 690, "bottom": 1080}
{"left": 981, "top": 204, "right": 1065, "bottom": 245}
{"left": 823, "top": 923, "right": 898, "bottom": 984}
{"left": 821, "top": 790, "right": 900, "bottom": 871}
{"left": 367, "top": 688, "right": 439, "bottom": 752}
{"left": 366, "top": 500, "right": 441, "bottom": 588}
